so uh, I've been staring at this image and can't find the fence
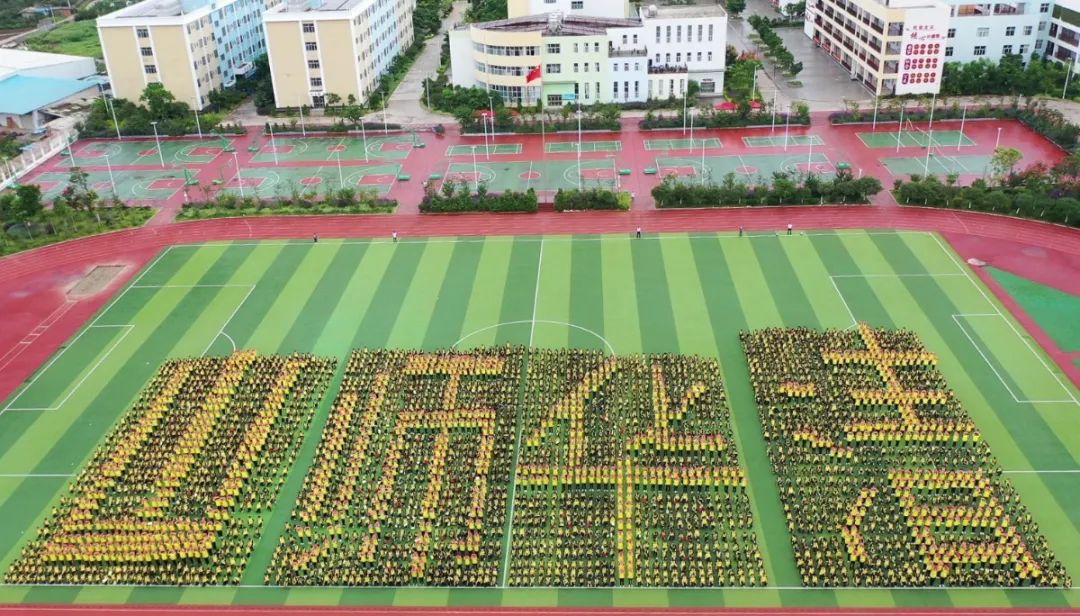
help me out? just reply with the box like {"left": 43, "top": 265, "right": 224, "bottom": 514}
{"left": 0, "top": 129, "right": 76, "bottom": 191}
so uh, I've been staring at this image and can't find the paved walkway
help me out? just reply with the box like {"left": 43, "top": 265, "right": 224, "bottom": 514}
{"left": 364, "top": 1, "right": 466, "bottom": 126}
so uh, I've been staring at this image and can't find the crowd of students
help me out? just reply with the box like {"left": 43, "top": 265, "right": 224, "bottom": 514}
{"left": 741, "top": 325, "right": 1068, "bottom": 588}
{"left": 6, "top": 352, "right": 334, "bottom": 586}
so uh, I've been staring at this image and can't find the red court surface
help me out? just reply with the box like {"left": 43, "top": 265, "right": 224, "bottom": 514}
{"left": 16, "top": 113, "right": 1066, "bottom": 214}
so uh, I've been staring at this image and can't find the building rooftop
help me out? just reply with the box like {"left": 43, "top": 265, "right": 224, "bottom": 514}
{"left": 104, "top": 0, "right": 217, "bottom": 20}
{"left": 472, "top": 13, "right": 642, "bottom": 35}
{"left": 0, "top": 49, "right": 93, "bottom": 74}
{"left": 643, "top": 1, "right": 727, "bottom": 18}
{"left": 0, "top": 74, "right": 98, "bottom": 115}
{"left": 270, "top": 0, "right": 368, "bottom": 13}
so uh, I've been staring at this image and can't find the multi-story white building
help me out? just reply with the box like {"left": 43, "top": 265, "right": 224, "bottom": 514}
{"left": 806, "top": 0, "right": 1051, "bottom": 95}
{"left": 1042, "top": 0, "right": 1080, "bottom": 66}
{"left": 97, "top": 0, "right": 276, "bottom": 110}
{"left": 263, "top": 0, "right": 414, "bottom": 108}
{"left": 449, "top": 3, "right": 726, "bottom": 107}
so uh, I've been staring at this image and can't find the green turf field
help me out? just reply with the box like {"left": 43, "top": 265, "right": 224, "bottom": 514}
{"left": 212, "top": 163, "right": 401, "bottom": 197}
{"left": 545, "top": 141, "right": 621, "bottom": 153}
{"left": 883, "top": 154, "right": 995, "bottom": 177}
{"left": 858, "top": 129, "right": 975, "bottom": 149}
{"left": 742, "top": 135, "right": 824, "bottom": 148}
{"left": 987, "top": 266, "right": 1080, "bottom": 352}
{"left": 252, "top": 135, "right": 418, "bottom": 163}
{"left": 0, "top": 231, "right": 1077, "bottom": 607}
{"left": 645, "top": 138, "right": 723, "bottom": 150}
{"left": 657, "top": 153, "right": 835, "bottom": 184}
{"left": 33, "top": 169, "right": 189, "bottom": 201}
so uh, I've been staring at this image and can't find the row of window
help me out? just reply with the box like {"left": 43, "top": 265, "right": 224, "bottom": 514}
{"left": 654, "top": 23, "right": 714, "bottom": 44}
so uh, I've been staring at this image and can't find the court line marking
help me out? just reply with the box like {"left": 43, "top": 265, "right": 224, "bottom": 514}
{"left": 202, "top": 284, "right": 256, "bottom": 357}
{"left": 929, "top": 232, "right": 1079, "bottom": 407}
{"left": 1, "top": 324, "right": 134, "bottom": 412}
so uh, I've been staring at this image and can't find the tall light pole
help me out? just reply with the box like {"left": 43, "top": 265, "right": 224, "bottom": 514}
{"left": 193, "top": 100, "right": 203, "bottom": 139}
{"left": 336, "top": 151, "right": 344, "bottom": 189}
{"left": 232, "top": 150, "right": 245, "bottom": 198}
{"left": 483, "top": 114, "right": 490, "bottom": 160}
{"left": 576, "top": 105, "right": 583, "bottom": 191}
{"left": 360, "top": 117, "right": 369, "bottom": 162}
{"left": 488, "top": 95, "right": 496, "bottom": 150}
{"left": 298, "top": 99, "right": 307, "bottom": 137}
{"left": 150, "top": 121, "right": 164, "bottom": 168}
{"left": 471, "top": 144, "right": 480, "bottom": 193}
{"left": 268, "top": 123, "right": 279, "bottom": 166}
{"left": 1064, "top": 53, "right": 1077, "bottom": 99}
{"left": 682, "top": 91, "right": 688, "bottom": 134}
{"left": 383, "top": 88, "right": 390, "bottom": 135}
{"left": 689, "top": 105, "right": 696, "bottom": 149}
{"left": 104, "top": 153, "right": 116, "bottom": 198}
{"left": 100, "top": 85, "right": 121, "bottom": 141}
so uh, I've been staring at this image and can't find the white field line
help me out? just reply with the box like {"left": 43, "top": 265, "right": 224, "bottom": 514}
{"left": 928, "top": 232, "right": 1079, "bottom": 407}
{"left": 201, "top": 285, "right": 256, "bottom": 357}
{"left": 1, "top": 324, "right": 134, "bottom": 413}
{"left": 528, "top": 239, "right": 544, "bottom": 348}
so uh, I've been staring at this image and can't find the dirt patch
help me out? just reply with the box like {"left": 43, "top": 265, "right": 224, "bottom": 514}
{"left": 68, "top": 265, "right": 125, "bottom": 298}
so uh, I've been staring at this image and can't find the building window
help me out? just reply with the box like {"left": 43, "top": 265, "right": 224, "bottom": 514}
{"left": 1003, "top": 44, "right": 1013, "bottom": 54}
{"left": 547, "top": 94, "right": 562, "bottom": 106}
{"left": 707, "top": 51, "right": 713, "bottom": 61}
{"left": 308, "top": 59, "right": 320, "bottom": 69}
{"left": 1036, "top": 39, "right": 1043, "bottom": 48}
{"left": 945, "top": 46, "right": 954, "bottom": 56}
{"left": 144, "top": 64, "right": 157, "bottom": 74}
{"left": 1023, "top": 25, "right": 1032, "bottom": 35}
{"left": 1005, "top": 26, "right": 1015, "bottom": 36}
{"left": 947, "top": 27, "right": 955, "bottom": 38}
{"left": 634, "top": 80, "right": 639, "bottom": 97}
{"left": 312, "top": 94, "right": 325, "bottom": 107}
{"left": 624, "top": 62, "right": 629, "bottom": 71}
{"left": 305, "top": 41, "right": 317, "bottom": 51}
{"left": 974, "top": 45, "right": 987, "bottom": 55}
{"left": 140, "top": 47, "right": 153, "bottom": 56}
{"left": 632, "top": 34, "right": 638, "bottom": 44}
{"left": 546, "top": 63, "right": 561, "bottom": 73}
{"left": 976, "top": 27, "right": 990, "bottom": 37}
{"left": 676, "top": 25, "right": 681, "bottom": 42}
{"left": 613, "top": 63, "right": 619, "bottom": 71}
{"left": 571, "top": 0, "right": 582, "bottom": 7}
{"left": 700, "top": 78, "right": 715, "bottom": 93}
{"left": 708, "top": 24, "right": 714, "bottom": 41}
{"left": 137, "top": 27, "right": 148, "bottom": 38}
{"left": 546, "top": 43, "right": 560, "bottom": 54}
{"left": 697, "top": 52, "right": 702, "bottom": 61}
{"left": 622, "top": 35, "right": 627, "bottom": 44}
{"left": 584, "top": 62, "right": 589, "bottom": 72}
{"left": 573, "top": 43, "right": 579, "bottom": 52}
{"left": 310, "top": 77, "right": 322, "bottom": 87}
{"left": 666, "top": 25, "right": 671, "bottom": 42}
{"left": 697, "top": 24, "right": 703, "bottom": 41}
{"left": 594, "top": 42, "right": 600, "bottom": 52}
{"left": 1020, "top": 44, "right": 1029, "bottom": 54}
{"left": 655, "top": 25, "right": 660, "bottom": 43}
{"left": 1040, "top": 2, "right": 1049, "bottom": 11}
{"left": 302, "top": 22, "right": 315, "bottom": 33}
{"left": 584, "top": 82, "right": 590, "bottom": 98}
{"left": 574, "top": 62, "right": 579, "bottom": 72}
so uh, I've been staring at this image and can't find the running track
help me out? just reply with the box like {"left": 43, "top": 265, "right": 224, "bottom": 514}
{"left": 1, "top": 206, "right": 1079, "bottom": 616}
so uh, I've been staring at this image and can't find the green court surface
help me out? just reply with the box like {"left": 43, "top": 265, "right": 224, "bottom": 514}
{"left": 988, "top": 266, "right": 1080, "bottom": 352}
{"left": 657, "top": 153, "right": 835, "bottom": 184}
{"left": 645, "top": 137, "right": 723, "bottom": 150}
{"left": 213, "top": 163, "right": 401, "bottom": 197}
{"left": 742, "top": 135, "right": 823, "bottom": 147}
{"left": 1, "top": 231, "right": 1078, "bottom": 608}
{"left": 60, "top": 139, "right": 234, "bottom": 167}
{"left": 444, "top": 159, "right": 618, "bottom": 194}
{"left": 882, "top": 153, "right": 995, "bottom": 177}
{"left": 32, "top": 169, "right": 188, "bottom": 201}
{"left": 545, "top": 140, "right": 621, "bottom": 153}
{"left": 252, "top": 135, "right": 418, "bottom": 163}
{"left": 858, "top": 129, "right": 975, "bottom": 149}
{"left": 446, "top": 143, "right": 523, "bottom": 156}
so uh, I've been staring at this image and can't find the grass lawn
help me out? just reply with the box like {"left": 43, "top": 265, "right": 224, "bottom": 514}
{"left": 25, "top": 20, "right": 102, "bottom": 59}
{"left": 987, "top": 266, "right": 1080, "bottom": 352}
{"left": 0, "top": 231, "right": 1077, "bottom": 608}
{"left": 0, "top": 207, "right": 154, "bottom": 256}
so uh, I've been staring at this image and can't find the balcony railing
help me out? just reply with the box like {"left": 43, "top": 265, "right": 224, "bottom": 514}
{"left": 609, "top": 47, "right": 648, "bottom": 57}
{"left": 649, "top": 64, "right": 688, "bottom": 74}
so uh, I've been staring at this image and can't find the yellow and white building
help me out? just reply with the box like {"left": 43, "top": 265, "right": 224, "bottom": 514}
{"left": 263, "top": 0, "right": 414, "bottom": 109}
{"left": 98, "top": 0, "right": 277, "bottom": 110}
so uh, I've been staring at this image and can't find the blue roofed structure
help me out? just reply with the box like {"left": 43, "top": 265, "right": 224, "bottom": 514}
{"left": 0, "top": 74, "right": 100, "bottom": 116}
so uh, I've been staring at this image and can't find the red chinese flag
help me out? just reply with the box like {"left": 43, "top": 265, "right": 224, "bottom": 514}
{"left": 526, "top": 65, "right": 542, "bottom": 83}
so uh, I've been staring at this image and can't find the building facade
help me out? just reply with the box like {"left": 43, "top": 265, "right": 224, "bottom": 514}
{"left": 98, "top": 0, "right": 275, "bottom": 110}
{"left": 263, "top": 0, "right": 414, "bottom": 109}
{"left": 1042, "top": 0, "right": 1080, "bottom": 68}
{"left": 449, "top": 4, "right": 726, "bottom": 108}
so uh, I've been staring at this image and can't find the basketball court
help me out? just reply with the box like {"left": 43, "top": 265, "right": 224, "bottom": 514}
{"left": 545, "top": 140, "right": 622, "bottom": 153}
{"left": 252, "top": 135, "right": 419, "bottom": 163}
{"left": 655, "top": 152, "right": 836, "bottom": 184}
{"left": 858, "top": 129, "right": 975, "bottom": 148}
{"left": 446, "top": 144, "right": 523, "bottom": 156}
{"left": 882, "top": 153, "right": 995, "bottom": 177}
{"left": 59, "top": 139, "right": 234, "bottom": 167}
{"left": 32, "top": 169, "right": 189, "bottom": 201}
{"left": 215, "top": 163, "right": 402, "bottom": 197}
{"left": 443, "top": 159, "right": 619, "bottom": 195}
{"left": 645, "top": 137, "right": 723, "bottom": 150}
{"left": 743, "top": 135, "right": 824, "bottom": 147}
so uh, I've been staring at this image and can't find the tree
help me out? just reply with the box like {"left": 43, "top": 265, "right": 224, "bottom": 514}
{"left": 727, "top": 0, "right": 746, "bottom": 17}
{"left": 783, "top": 0, "right": 806, "bottom": 18}
{"left": 139, "top": 83, "right": 180, "bottom": 122}
{"left": 991, "top": 147, "right": 1023, "bottom": 183}
{"left": 13, "top": 184, "right": 43, "bottom": 219}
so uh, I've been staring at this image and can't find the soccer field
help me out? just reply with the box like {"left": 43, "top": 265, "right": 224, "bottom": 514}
{"left": 0, "top": 231, "right": 1077, "bottom": 608}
